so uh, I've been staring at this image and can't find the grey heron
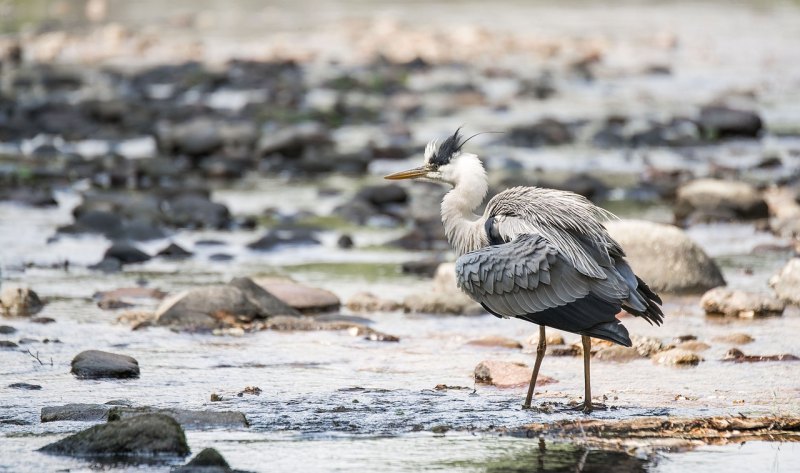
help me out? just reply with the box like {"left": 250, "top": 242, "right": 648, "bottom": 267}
{"left": 385, "top": 128, "right": 663, "bottom": 412}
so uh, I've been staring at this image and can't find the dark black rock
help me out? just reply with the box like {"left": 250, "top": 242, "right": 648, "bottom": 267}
{"left": 38, "top": 414, "right": 189, "bottom": 458}
{"left": 173, "top": 448, "right": 230, "bottom": 472}
{"left": 172, "top": 447, "right": 255, "bottom": 473}
{"left": 0, "top": 340, "right": 19, "bottom": 349}
{"left": 401, "top": 259, "right": 443, "bottom": 277}
{"left": 699, "top": 106, "right": 762, "bottom": 139}
{"left": 59, "top": 210, "right": 124, "bottom": 237}
{"left": 71, "top": 350, "right": 140, "bottom": 379}
{"left": 104, "top": 242, "right": 151, "bottom": 264}
{"left": 247, "top": 228, "right": 320, "bottom": 251}
{"left": 0, "top": 325, "right": 16, "bottom": 334}
{"left": 508, "top": 119, "right": 573, "bottom": 147}
{"left": 8, "top": 382, "right": 41, "bottom": 390}
{"left": 337, "top": 234, "right": 354, "bottom": 249}
{"left": 355, "top": 184, "right": 408, "bottom": 207}
{"left": 332, "top": 199, "right": 380, "bottom": 225}
{"left": 554, "top": 174, "right": 609, "bottom": 201}
{"left": 163, "top": 195, "right": 231, "bottom": 229}
{"left": 157, "top": 243, "right": 194, "bottom": 259}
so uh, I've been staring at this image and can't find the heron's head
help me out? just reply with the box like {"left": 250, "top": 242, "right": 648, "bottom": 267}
{"left": 384, "top": 127, "right": 483, "bottom": 186}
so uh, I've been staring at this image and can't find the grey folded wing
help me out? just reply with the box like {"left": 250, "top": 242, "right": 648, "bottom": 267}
{"left": 455, "top": 233, "right": 632, "bottom": 345}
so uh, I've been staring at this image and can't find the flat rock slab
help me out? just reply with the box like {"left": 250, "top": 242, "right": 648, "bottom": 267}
{"left": 512, "top": 416, "right": 800, "bottom": 448}
{"left": 42, "top": 403, "right": 113, "bottom": 422}
{"left": 713, "top": 333, "right": 755, "bottom": 345}
{"left": 474, "top": 360, "right": 556, "bottom": 388}
{"left": 71, "top": 350, "right": 140, "bottom": 379}
{"left": 723, "top": 348, "right": 799, "bottom": 363}
{"left": 108, "top": 407, "right": 249, "bottom": 429}
{"left": 254, "top": 277, "right": 340, "bottom": 313}
{"left": 264, "top": 316, "right": 399, "bottom": 342}
{"left": 39, "top": 414, "right": 189, "bottom": 458}
{"left": 467, "top": 336, "right": 523, "bottom": 350}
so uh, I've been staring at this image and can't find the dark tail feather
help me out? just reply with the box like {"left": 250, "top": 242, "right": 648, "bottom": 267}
{"left": 637, "top": 276, "right": 662, "bottom": 305}
{"left": 624, "top": 276, "right": 664, "bottom": 326}
{"left": 581, "top": 320, "right": 631, "bottom": 347}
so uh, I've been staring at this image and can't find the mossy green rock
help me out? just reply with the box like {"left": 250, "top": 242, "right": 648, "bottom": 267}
{"left": 39, "top": 414, "right": 189, "bottom": 458}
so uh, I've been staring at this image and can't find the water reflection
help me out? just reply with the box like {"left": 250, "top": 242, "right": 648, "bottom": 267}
{"left": 473, "top": 439, "right": 646, "bottom": 473}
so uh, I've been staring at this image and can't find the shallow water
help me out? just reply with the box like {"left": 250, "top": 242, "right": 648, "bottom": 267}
{"left": 2, "top": 178, "right": 800, "bottom": 472}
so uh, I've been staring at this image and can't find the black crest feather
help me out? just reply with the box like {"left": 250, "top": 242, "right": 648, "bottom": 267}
{"left": 429, "top": 127, "right": 465, "bottom": 166}
{"left": 429, "top": 127, "right": 501, "bottom": 167}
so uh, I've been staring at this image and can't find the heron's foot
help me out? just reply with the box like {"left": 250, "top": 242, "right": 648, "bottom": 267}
{"left": 568, "top": 401, "right": 608, "bottom": 413}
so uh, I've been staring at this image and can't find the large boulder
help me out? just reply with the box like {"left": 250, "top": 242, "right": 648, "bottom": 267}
{"left": 38, "top": 414, "right": 189, "bottom": 458}
{"left": 770, "top": 258, "right": 800, "bottom": 306}
{"left": 605, "top": 219, "right": 725, "bottom": 294}
{"left": 700, "top": 287, "right": 785, "bottom": 318}
{"left": 698, "top": 105, "right": 762, "bottom": 138}
{"left": 156, "top": 277, "right": 298, "bottom": 330}
{"left": 403, "top": 263, "right": 483, "bottom": 315}
{"left": 71, "top": 350, "right": 140, "bottom": 379}
{"left": 675, "top": 179, "right": 768, "bottom": 223}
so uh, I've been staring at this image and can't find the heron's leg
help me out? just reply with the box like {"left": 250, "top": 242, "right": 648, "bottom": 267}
{"left": 581, "top": 335, "right": 592, "bottom": 413}
{"left": 523, "top": 325, "right": 547, "bottom": 409}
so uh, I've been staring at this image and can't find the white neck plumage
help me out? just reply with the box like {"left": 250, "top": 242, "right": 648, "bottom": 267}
{"left": 440, "top": 153, "right": 489, "bottom": 256}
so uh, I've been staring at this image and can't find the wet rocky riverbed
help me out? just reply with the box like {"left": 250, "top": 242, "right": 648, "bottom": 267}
{"left": 2, "top": 0, "right": 800, "bottom": 471}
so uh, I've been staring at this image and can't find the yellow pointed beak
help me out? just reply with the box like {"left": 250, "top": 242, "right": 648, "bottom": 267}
{"left": 383, "top": 166, "right": 428, "bottom": 180}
